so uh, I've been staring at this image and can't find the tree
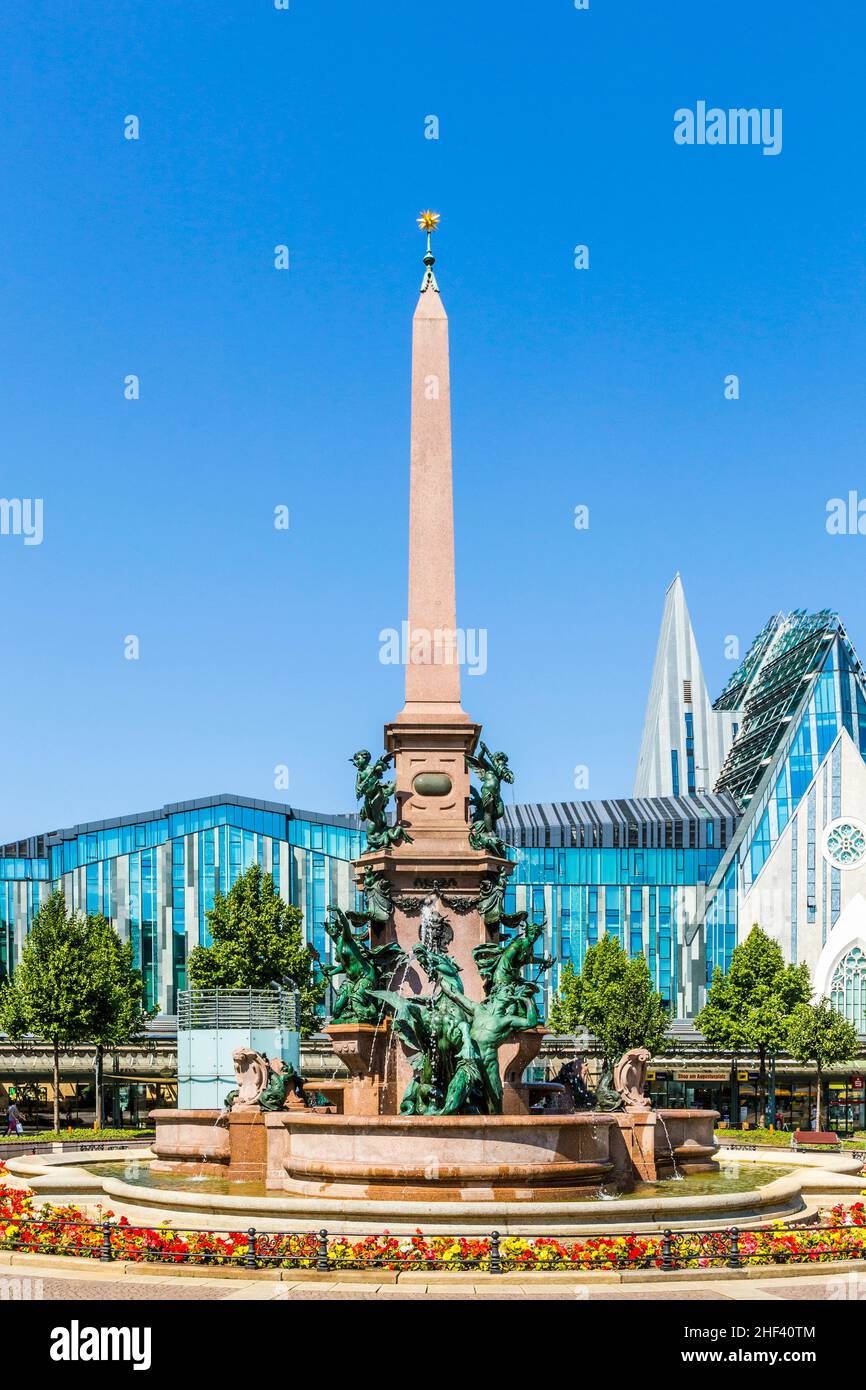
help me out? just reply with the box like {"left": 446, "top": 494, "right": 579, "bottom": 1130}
{"left": 786, "top": 998, "right": 858, "bottom": 1131}
{"left": 188, "top": 863, "right": 324, "bottom": 1035}
{"left": 547, "top": 962, "right": 581, "bottom": 1035}
{"left": 85, "top": 914, "right": 154, "bottom": 1127}
{"left": 697, "top": 924, "right": 811, "bottom": 1126}
{"left": 547, "top": 934, "right": 669, "bottom": 1063}
{"left": 0, "top": 891, "right": 92, "bottom": 1130}
{"left": 697, "top": 956, "right": 751, "bottom": 1125}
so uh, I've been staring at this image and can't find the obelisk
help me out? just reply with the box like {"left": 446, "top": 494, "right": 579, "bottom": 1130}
{"left": 361, "top": 213, "right": 508, "bottom": 985}
{"left": 348, "top": 216, "right": 540, "bottom": 1116}
{"left": 402, "top": 211, "right": 463, "bottom": 717}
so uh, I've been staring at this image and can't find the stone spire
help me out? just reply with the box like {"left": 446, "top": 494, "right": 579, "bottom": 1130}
{"left": 401, "top": 211, "right": 465, "bottom": 720}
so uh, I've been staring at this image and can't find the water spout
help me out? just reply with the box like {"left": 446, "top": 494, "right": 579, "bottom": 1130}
{"left": 656, "top": 1112, "right": 681, "bottom": 1180}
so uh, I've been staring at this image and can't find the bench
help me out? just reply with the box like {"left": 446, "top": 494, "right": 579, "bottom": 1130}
{"left": 791, "top": 1129, "right": 841, "bottom": 1150}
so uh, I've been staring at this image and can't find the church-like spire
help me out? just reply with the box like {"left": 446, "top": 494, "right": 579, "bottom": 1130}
{"left": 633, "top": 574, "right": 736, "bottom": 798}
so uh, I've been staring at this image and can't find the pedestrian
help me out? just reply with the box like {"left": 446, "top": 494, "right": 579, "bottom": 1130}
{"left": 6, "top": 1099, "right": 23, "bottom": 1136}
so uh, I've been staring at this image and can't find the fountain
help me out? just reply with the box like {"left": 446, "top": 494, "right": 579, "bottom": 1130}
{"left": 13, "top": 223, "right": 866, "bottom": 1237}
{"left": 144, "top": 215, "right": 719, "bottom": 1226}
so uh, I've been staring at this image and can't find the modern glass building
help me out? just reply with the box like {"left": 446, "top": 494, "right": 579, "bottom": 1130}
{"left": 0, "top": 800, "right": 363, "bottom": 1017}
{"left": 3, "top": 586, "right": 866, "bottom": 1050}
{"left": 497, "top": 794, "right": 737, "bottom": 1018}
{"left": 0, "top": 790, "right": 736, "bottom": 1022}
{"left": 704, "top": 608, "right": 866, "bottom": 1028}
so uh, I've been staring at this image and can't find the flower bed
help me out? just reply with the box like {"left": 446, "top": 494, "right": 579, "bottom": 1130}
{"left": 0, "top": 1164, "right": 864, "bottom": 1273}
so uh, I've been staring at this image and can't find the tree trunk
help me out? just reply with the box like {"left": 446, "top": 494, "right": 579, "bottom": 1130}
{"left": 52, "top": 1040, "right": 60, "bottom": 1133}
{"left": 729, "top": 1054, "right": 739, "bottom": 1128}
{"left": 757, "top": 1046, "right": 767, "bottom": 1127}
{"left": 815, "top": 1064, "right": 823, "bottom": 1132}
{"left": 94, "top": 1044, "right": 104, "bottom": 1129}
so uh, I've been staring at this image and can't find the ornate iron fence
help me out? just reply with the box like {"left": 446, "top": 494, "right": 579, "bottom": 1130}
{"left": 1, "top": 1213, "right": 865, "bottom": 1273}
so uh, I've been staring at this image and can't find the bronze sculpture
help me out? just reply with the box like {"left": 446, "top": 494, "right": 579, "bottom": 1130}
{"left": 351, "top": 750, "right": 413, "bottom": 850}
{"left": 322, "top": 904, "right": 405, "bottom": 1024}
{"left": 223, "top": 1048, "right": 304, "bottom": 1113}
{"left": 361, "top": 865, "right": 393, "bottom": 923}
{"left": 466, "top": 741, "right": 513, "bottom": 858}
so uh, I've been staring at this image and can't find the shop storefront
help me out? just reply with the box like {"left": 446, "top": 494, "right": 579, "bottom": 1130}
{"left": 104, "top": 1078, "right": 176, "bottom": 1128}
{"left": 646, "top": 1067, "right": 866, "bottom": 1133}
{"left": 1, "top": 1077, "right": 175, "bottom": 1130}
{"left": 827, "top": 1076, "right": 865, "bottom": 1134}
{"left": 647, "top": 1069, "right": 733, "bottom": 1122}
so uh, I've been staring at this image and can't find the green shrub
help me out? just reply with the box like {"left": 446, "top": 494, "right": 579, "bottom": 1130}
{"left": 0, "top": 1127, "right": 153, "bottom": 1143}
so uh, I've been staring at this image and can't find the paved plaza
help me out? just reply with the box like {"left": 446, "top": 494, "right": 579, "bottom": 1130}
{"left": 3, "top": 1257, "right": 863, "bottom": 1301}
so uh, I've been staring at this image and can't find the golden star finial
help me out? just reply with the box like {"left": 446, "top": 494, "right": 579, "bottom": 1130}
{"left": 417, "top": 210, "right": 440, "bottom": 234}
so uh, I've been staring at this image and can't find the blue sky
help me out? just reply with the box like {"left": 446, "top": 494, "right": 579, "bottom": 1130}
{"left": 2, "top": 1, "right": 865, "bottom": 841}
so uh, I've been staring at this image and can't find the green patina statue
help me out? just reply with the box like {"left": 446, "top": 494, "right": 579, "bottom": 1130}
{"left": 223, "top": 1049, "right": 305, "bottom": 1113}
{"left": 466, "top": 741, "right": 513, "bottom": 858}
{"left": 257, "top": 1059, "right": 304, "bottom": 1112}
{"left": 351, "top": 750, "right": 414, "bottom": 850}
{"left": 323, "top": 904, "right": 405, "bottom": 1024}
{"left": 374, "top": 946, "right": 488, "bottom": 1116}
{"left": 372, "top": 917, "right": 552, "bottom": 1116}
{"left": 477, "top": 867, "right": 510, "bottom": 927}
{"left": 361, "top": 865, "right": 393, "bottom": 924}
{"left": 434, "top": 976, "right": 538, "bottom": 1114}
{"left": 472, "top": 918, "right": 553, "bottom": 1019}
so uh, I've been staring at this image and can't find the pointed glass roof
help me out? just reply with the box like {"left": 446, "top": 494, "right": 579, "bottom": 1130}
{"left": 713, "top": 612, "right": 784, "bottom": 712}
{"left": 713, "top": 609, "right": 864, "bottom": 808}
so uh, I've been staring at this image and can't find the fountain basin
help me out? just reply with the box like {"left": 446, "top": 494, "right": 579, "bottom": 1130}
{"left": 10, "top": 1147, "right": 864, "bottom": 1235}
{"left": 265, "top": 1111, "right": 618, "bottom": 1201}
{"left": 149, "top": 1109, "right": 229, "bottom": 1173}
{"left": 149, "top": 1106, "right": 721, "bottom": 1199}
{"left": 654, "top": 1109, "right": 719, "bottom": 1175}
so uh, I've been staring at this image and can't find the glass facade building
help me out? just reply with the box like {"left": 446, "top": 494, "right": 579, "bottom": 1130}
{"left": 2, "top": 600, "right": 865, "bottom": 1039}
{"left": 0, "top": 798, "right": 364, "bottom": 1018}
{"left": 497, "top": 795, "right": 736, "bottom": 1017}
{"left": 1, "top": 791, "right": 737, "bottom": 1022}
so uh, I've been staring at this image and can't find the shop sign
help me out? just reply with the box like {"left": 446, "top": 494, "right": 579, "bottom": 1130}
{"left": 674, "top": 1071, "right": 728, "bottom": 1082}
{"left": 852, "top": 1075, "right": 864, "bottom": 1087}
{"left": 646, "top": 1071, "right": 670, "bottom": 1081}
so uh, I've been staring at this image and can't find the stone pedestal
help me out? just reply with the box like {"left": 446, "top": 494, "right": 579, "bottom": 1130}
{"left": 226, "top": 1110, "right": 268, "bottom": 1182}
{"left": 610, "top": 1110, "right": 658, "bottom": 1183}
{"left": 265, "top": 1111, "right": 617, "bottom": 1200}
{"left": 149, "top": 1108, "right": 229, "bottom": 1174}
{"left": 325, "top": 1021, "right": 396, "bottom": 1116}
{"left": 607, "top": 1108, "right": 722, "bottom": 1185}
{"left": 499, "top": 1025, "right": 547, "bottom": 1115}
